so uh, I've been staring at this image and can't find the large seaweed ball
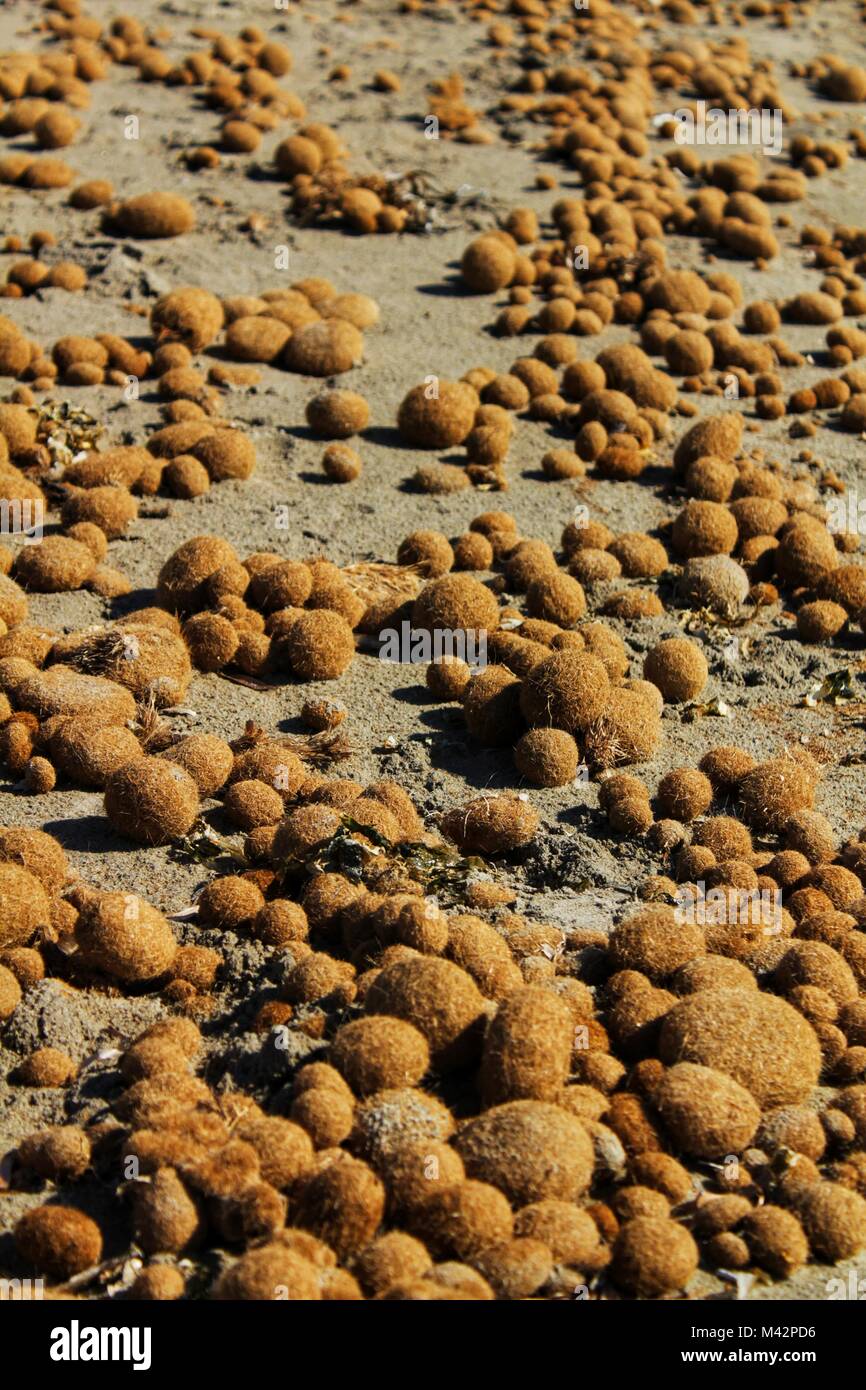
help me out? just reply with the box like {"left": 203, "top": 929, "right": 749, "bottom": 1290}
{"left": 284, "top": 610, "right": 354, "bottom": 680}
{"left": 292, "top": 1155, "right": 385, "bottom": 1261}
{"left": 412, "top": 1181, "right": 514, "bottom": 1263}
{"left": 15, "top": 1205, "right": 102, "bottom": 1280}
{"left": 397, "top": 530, "right": 454, "bottom": 578}
{"left": 680, "top": 555, "right": 749, "bottom": 618}
{"left": 76, "top": 892, "right": 177, "bottom": 982}
{"left": 14, "top": 536, "right": 96, "bottom": 593}
{"left": 305, "top": 388, "right": 369, "bottom": 439}
{"left": 671, "top": 501, "right": 738, "bottom": 559}
{"left": 412, "top": 574, "right": 499, "bottom": 637}
{"left": 611, "top": 1216, "right": 698, "bottom": 1298}
{"left": 526, "top": 573, "right": 586, "bottom": 627}
{"left": 673, "top": 411, "right": 744, "bottom": 474}
{"left": 513, "top": 1200, "right": 609, "bottom": 1269}
{"left": 441, "top": 794, "right": 539, "bottom": 856}
{"left": 699, "top": 746, "right": 755, "bottom": 795}
{"left": 0, "top": 864, "right": 50, "bottom": 948}
{"left": 61, "top": 486, "right": 137, "bottom": 540}
{"left": 659, "top": 988, "right": 821, "bottom": 1107}
{"left": 397, "top": 380, "right": 478, "bottom": 448}
{"left": 514, "top": 728, "right": 579, "bottom": 787}
{"left": 132, "top": 1168, "right": 203, "bottom": 1256}
{"left": 198, "top": 876, "right": 264, "bottom": 931}
{"left": 655, "top": 1062, "right": 760, "bottom": 1158}
{"left": 365, "top": 956, "right": 485, "bottom": 1069}
{"left": 214, "top": 1244, "right": 321, "bottom": 1301}
{"left": 519, "top": 651, "right": 609, "bottom": 733}
{"left": 785, "top": 809, "right": 836, "bottom": 864}
{"left": 741, "top": 1206, "right": 808, "bottom": 1278}
{"left": 160, "top": 733, "right": 233, "bottom": 797}
{"left": 739, "top": 758, "right": 815, "bottom": 833}
{"left": 182, "top": 612, "right": 239, "bottom": 672}
{"left": 461, "top": 235, "right": 516, "bottom": 293}
{"left": 157, "top": 535, "right": 238, "bottom": 613}
{"left": 0, "top": 826, "right": 67, "bottom": 894}
{"left": 643, "top": 638, "right": 708, "bottom": 704}
{"left": 282, "top": 320, "right": 364, "bottom": 376}
{"left": 152, "top": 288, "right": 224, "bottom": 352}
{"left": 192, "top": 430, "right": 256, "bottom": 482}
{"left": 609, "top": 905, "right": 703, "bottom": 983}
{"left": 480, "top": 985, "right": 573, "bottom": 1105}
{"left": 17, "top": 1125, "right": 91, "bottom": 1183}
{"left": 462, "top": 665, "right": 522, "bottom": 747}
{"left": 115, "top": 192, "right": 196, "bottom": 239}
{"left": 331, "top": 1016, "right": 430, "bottom": 1096}
{"left": 776, "top": 522, "right": 838, "bottom": 590}
{"left": 455, "top": 1101, "right": 593, "bottom": 1206}
{"left": 657, "top": 768, "right": 712, "bottom": 822}
{"left": 352, "top": 1231, "right": 432, "bottom": 1297}
{"left": 797, "top": 600, "right": 848, "bottom": 644}
{"left": 104, "top": 757, "right": 199, "bottom": 845}
{"left": 794, "top": 1182, "right": 866, "bottom": 1261}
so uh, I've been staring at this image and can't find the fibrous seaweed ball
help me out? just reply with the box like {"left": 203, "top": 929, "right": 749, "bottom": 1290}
{"left": 198, "top": 876, "right": 264, "bottom": 931}
{"left": 103, "top": 758, "right": 199, "bottom": 845}
{"left": 609, "top": 906, "right": 704, "bottom": 983}
{"left": 659, "top": 988, "right": 821, "bottom": 1107}
{"left": 15, "top": 1205, "right": 102, "bottom": 1280}
{"left": 514, "top": 728, "right": 579, "bottom": 787}
{"left": 611, "top": 1216, "right": 698, "bottom": 1298}
{"left": 0, "top": 826, "right": 67, "bottom": 894}
{"left": 0, "top": 864, "right": 50, "bottom": 948}
{"left": 455, "top": 1101, "right": 594, "bottom": 1206}
{"left": 365, "top": 956, "right": 485, "bottom": 1069}
{"left": 461, "top": 235, "right": 516, "bottom": 293}
{"left": 331, "top": 1016, "right": 430, "bottom": 1096}
{"left": 306, "top": 389, "right": 369, "bottom": 439}
{"left": 284, "top": 610, "right": 355, "bottom": 680}
{"left": 526, "top": 573, "right": 586, "bottom": 627}
{"left": 214, "top": 1245, "right": 321, "bottom": 1301}
{"left": 397, "top": 380, "right": 478, "bottom": 448}
{"left": 282, "top": 320, "right": 364, "bottom": 376}
{"left": 797, "top": 601, "right": 848, "bottom": 644}
{"left": 794, "top": 1182, "right": 866, "bottom": 1261}
{"left": 480, "top": 985, "right": 573, "bottom": 1105}
{"left": 14, "top": 536, "right": 96, "bottom": 592}
{"left": 292, "top": 1155, "right": 385, "bottom": 1261}
{"left": 182, "top": 613, "right": 240, "bottom": 672}
{"left": 397, "top": 530, "right": 454, "bottom": 578}
{"left": 699, "top": 746, "right": 756, "bottom": 794}
{"left": 16, "top": 1047, "right": 75, "bottom": 1087}
{"left": 130, "top": 1267, "right": 185, "bottom": 1301}
{"left": 411, "top": 1181, "right": 513, "bottom": 1264}
{"left": 157, "top": 535, "right": 238, "bottom": 613}
{"left": 657, "top": 768, "right": 713, "bottom": 822}
{"left": 0, "top": 964, "right": 22, "bottom": 1019}
{"left": 655, "top": 1063, "right": 760, "bottom": 1158}
{"left": 192, "top": 431, "right": 256, "bottom": 482}
{"left": 742, "top": 1206, "right": 808, "bottom": 1277}
{"left": 115, "top": 192, "right": 196, "bottom": 239}
{"left": 785, "top": 810, "right": 836, "bottom": 864}
{"left": 643, "top": 638, "right": 708, "bottom": 703}
{"left": 441, "top": 794, "right": 539, "bottom": 855}
{"left": 17, "top": 1125, "right": 91, "bottom": 1183}
{"left": 412, "top": 573, "right": 499, "bottom": 637}
{"left": 152, "top": 288, "right": 224, "bottom": 352}
{"left": 133, "top": 1168, "right": 203, "bottom": 1255}
{"left": 739, "top": 758, "right": 815, "bottom": 832}
{"left": 680, "top": 555, "right": 749, "bottom": 617}
{"left": 520, "top": 651, "right": 609, "bottom": 732}
{"left": 513, "top": 1201, "right": 609, "bottom": 1269}
{"left": 160, "top": 734, "right": 233, "bottom": 797}
{"left": 76, "top": 892, "right": 177, "bottom": 982}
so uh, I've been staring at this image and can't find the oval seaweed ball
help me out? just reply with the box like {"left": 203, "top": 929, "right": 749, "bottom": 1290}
{"left": 609, "top": 905, "right": 704, "bottom": 983}
{"left": 76, "top": 892, "right": 177, "bottom": 982}
{"left": 305, "top": 389, "right": 369, "bottom": 439}
{"left": 480, "top": 985, "right": 573, "bottom": 1105}
{"left": 514, "top": 728, "right": 579, "bottom": 787}
{"left": 454, "top": 1101, "right": 594, "bottom": 1206}
{"left": 657, "top": 768, "right": 713, "bottom": 822}
{"left": 103, "top": 757, "right": 199, "bottom": 845}
{"left": 397, "top": 380, "right": 478, "bottom": 448}
{"left": 365, "top": 956, "right": 486, "bottom": 1070}
{"left": 0, "top": 865, "right": 50, "bottom": 948}
{"left": 739, "top": 758, "right": 815, "bottom": 832}
{"left": 655, "top": 1063, "right": 760, "bottom": 1158}
{"left": 17, "top": 1126, "right": 91, "bottom": 1183}
{"left": 115, "top": 192, "right": 195, "bottom": 239}
{"left": 795, "top": 1182, "right": 866, "bottom": 1261}
{"left": 412, "top": 1181, "right": 514, "bottom": 1262}
{"left": 671, "top": 501, "right": 738, "bottom": 559}
{"left": 659, "top": 988, "right": 822, "bottom": 1107}
{"left": 282, "top": 320, "right": 364, "bottom": 376}
{"left": 440, "top": 794, "right": 539, "bottom": 855}
{"left": 412, "top": 574, "right": 499, "bottom": 637}
{"left": 284, "top": 610, "right": 355, "bottom": 680}
{"left": 160, "top": 733, "right": 234, "bottom": 797}
{"left": 643, "top": 638, "right": 708, "bottom": 703}
{"left": 330, "top": 1016, "right": 430, "bottom": 1095}
{"left": 292, "top": 1155, "right": 385, "bottom": 1261}
{"left": 611, "top": 1216, "right": 698, "bottom": 1298}
{"left": 151, "top": 288, "right": 224, "bottom": 352}
{"left": 520, "top": 651, "right": 609, "bottom": 732}
{"left": 15, "top": 1205, "right": 103, "bottom": 1280}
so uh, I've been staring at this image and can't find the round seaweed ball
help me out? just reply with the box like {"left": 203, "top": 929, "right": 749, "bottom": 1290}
{"left": 365, "top": 956, "right": 485, "bottom": 1069}
{"left": 104, "top": 757, "right": 199, "bottom": 844}
{"left": 15, "top": 1205, "right": 102, "bottom": 1279}
{"left": 76, "top": 892, "right": 177, "bottom": 981}
{"left": 454, "top": 1101, "right": 594, "bottom": 1206}
{"left": 655, "top": 1062, "right": 760, "bottom": 1158}
{"left": 643, "top": 638, "right": 708, "bottom": 703}
{"left": 611, "top": 1216, "right": 698, "bottom": 1298}
{"left": 659, "top": 988, "right": 822, "bottom": 1107}
{"left": 514, "top": 728, "right": 579, "bottom": 787}
{"left": 330, "top": 1016, "right": 430, "bottom": 1096}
